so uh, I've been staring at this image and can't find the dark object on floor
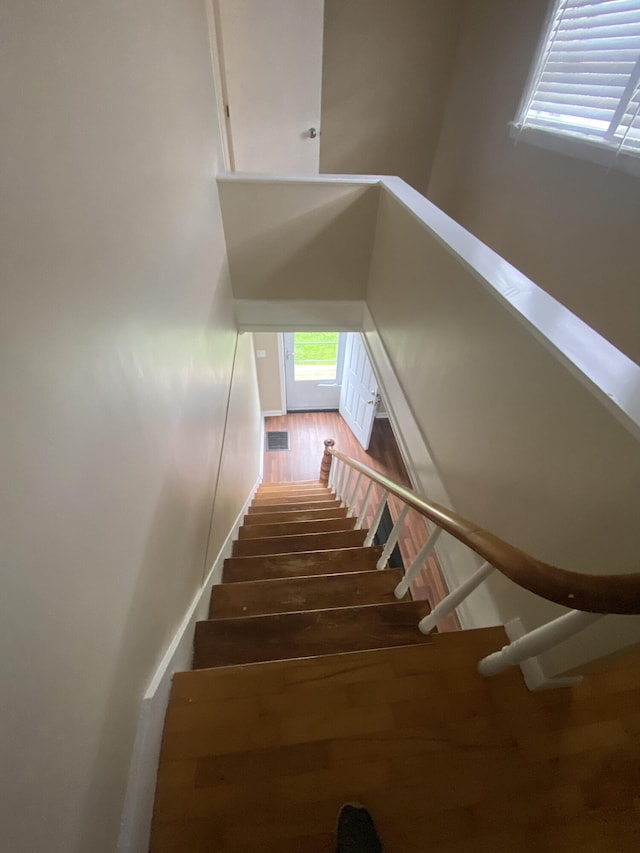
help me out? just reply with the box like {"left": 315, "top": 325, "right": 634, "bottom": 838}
{"left": 265, "top": 430, "right": 289, "bottom": 451}
{"left": 336, "top": 803, "right": 383, "bottom": 853}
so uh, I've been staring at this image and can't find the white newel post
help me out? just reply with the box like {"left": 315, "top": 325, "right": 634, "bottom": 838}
{"left": 477, "top": 609, "right": 605, "bottom": 677}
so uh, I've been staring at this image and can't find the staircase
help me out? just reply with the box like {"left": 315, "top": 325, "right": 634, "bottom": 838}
{"left": 150, "top": 480, "right": 640, "bottom": 853}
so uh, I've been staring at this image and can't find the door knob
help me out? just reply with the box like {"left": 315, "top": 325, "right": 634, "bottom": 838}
{"left": 309, "top": 127, "right": 318, "bottom": 139}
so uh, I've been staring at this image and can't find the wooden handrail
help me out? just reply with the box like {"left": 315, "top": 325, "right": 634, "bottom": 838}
{"left": 328, "top": 448, "right": 640, "bottom": 615}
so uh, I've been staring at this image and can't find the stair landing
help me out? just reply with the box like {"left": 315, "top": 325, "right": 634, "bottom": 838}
{"left": 152, "top": 627, "right": 640, "bottom": 852}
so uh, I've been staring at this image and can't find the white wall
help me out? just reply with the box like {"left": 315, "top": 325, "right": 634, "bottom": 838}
{"left": 253, "top": 332, "right": 286, "bottom": 414}
{"left": 320, "top": 0, "right": 465, "bottom": 195}
{"left": 218, "top": 177, "right": 379, "bottom": 301}
{"left": 428, "top": 0, "right": 640, "bottom": 366}
{"left": 366, "top": 188, "right": 640, "bottom": 676}
{"left": 0, "top": 2, "right": 260, "bottom": 851}
{"left": 206, "top": 332, "right": 263, "bottom": 566}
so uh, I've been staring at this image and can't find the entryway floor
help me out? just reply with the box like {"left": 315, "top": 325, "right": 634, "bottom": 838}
{"left": 263, "top": 411, "right": 461, "bottom": 632}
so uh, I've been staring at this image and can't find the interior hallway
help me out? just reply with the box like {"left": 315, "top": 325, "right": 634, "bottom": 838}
{"left": 262, "top": 411, "right": 461, "bottom": 632}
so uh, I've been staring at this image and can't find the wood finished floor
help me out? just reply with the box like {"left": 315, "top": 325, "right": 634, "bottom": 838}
{"left": 263, "top": 412, "right": 461, "bottom": 632}
{"left": 152, "top": 628, "right": 640, "bottom": 852}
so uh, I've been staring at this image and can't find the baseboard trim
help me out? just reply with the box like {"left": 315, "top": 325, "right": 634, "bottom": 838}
{"left": 262, "top": 409, "right": 286, "bottom": 417}
{"left": 117, "top": 477, "right": 260, "bottom": 853}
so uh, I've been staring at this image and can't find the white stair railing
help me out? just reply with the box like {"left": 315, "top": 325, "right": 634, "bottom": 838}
{"left": 319, "top": 440, "right": 640, "bottom": 687}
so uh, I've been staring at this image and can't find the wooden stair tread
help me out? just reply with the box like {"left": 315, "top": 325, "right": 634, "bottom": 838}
{"left": 256, "top": 483, "right": 326, "bottom": 494}
{"left": 155, "top": 632, "right": 640, "bottom": 852}
{"left": 172, "top": 626, "right": 509, "bottom": 699}
{"left": 209, "top": 568, "right": 406, "bottom": 618}
{"left": 223, "top": 546, "right": 384, "bottom": 582}
{"left": 232, "top": 528, "right": 367, "bottom": 557}
{"left": 247, "top": 499, "right": 342, "bottom": 514}
{"left": 243, "top": 507, "right": 349, "bottom": 525}
{"left": 257, "top": 479, "right": 322, "bottom": 488}
{"left": 238, "top": 517, "right": 356, "bottom": 539}
{"left": 251, "top": 492, "right": 336, "bottom": 506}
{"left": 193, "top": 600, "right": 432, "bottom": 668}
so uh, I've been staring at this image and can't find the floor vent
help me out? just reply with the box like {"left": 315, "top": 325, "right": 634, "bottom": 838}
{"left": 266, "top": 430, "right": 289, "bottom": 451}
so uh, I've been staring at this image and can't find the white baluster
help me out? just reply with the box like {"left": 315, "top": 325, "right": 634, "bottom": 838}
{"left": 340, "top": 468, "right": 354, "bottom": 507}
{"left": 477, "top": 610, "right": 604, "bottom": 677}
{"left": 364, "top": 490, "right": 389, "bottom": 547}
{"left": 347, "top": 473, "right": 363, "bottom": 517}
{"left": 328, "top": 456, "right": 337, "bottom": 490}
{"left": 355, "top": 480, "right": 375, "bottom": 530}
{"left": 418, "top": 560, "right": 495, "bottom": 634}
{"left": 376, "top": 504, "right": 410, "bottom": 570}
{"left": 335, "top": 462, "right": 347, "bottom": 503}
{"left": 394, "top": 526, "right": 442, "bottom": 599}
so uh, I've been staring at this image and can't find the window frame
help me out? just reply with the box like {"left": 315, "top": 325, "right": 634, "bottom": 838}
{"left": 511, "top": 0, "right": 640, "bottom": 178}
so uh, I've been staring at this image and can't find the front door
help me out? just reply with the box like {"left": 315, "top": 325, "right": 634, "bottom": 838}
{"left": 284, "top": 332, "right": 346, "bottom": 411}
{"left": 338, "top": 334, "right": 379, "bottom": 450}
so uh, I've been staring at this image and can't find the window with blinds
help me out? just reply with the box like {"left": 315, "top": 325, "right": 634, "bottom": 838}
{"left": 515, "top": 0, "right": 640, "bottom": 157}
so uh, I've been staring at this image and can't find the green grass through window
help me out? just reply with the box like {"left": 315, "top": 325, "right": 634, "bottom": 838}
{"left": 294, "top": 332, "right": 338, "bottom": 366}
{"left": 293, "top": 332, "right": 339, "bottom": 380}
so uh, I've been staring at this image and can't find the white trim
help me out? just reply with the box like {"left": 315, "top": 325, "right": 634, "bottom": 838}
{"left": 217, "top": 172, "right": 381, "bottom": 186}
{"left": 361, "top": 307, "right": 502, "bottom": 631}
{"left": 509, "top": 123, "right": 640, "bottom": 179}
{"left": 205, "top": 0, "right": 233, "bottom": 171}
{"left": 261, "top": 409, "right": 287, "bottom": 417}
{"left": 277, "top": 331, "right": 287, "bottom": 413}
{"left": 234, "top": 299, "right": 365, "bottom": 332}
{"left": 116, "top": 478, "right": 260, "bottom": 853}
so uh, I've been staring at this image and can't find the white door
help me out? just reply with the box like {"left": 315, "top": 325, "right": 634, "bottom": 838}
{"left": 284, "top": 332, "right": 346, "bottom": 411}
{"left": 215, "top": 0, "right": 324, "bottom": 173}
{"left": 339, "top": 334, "right": 379, "bottom": 450}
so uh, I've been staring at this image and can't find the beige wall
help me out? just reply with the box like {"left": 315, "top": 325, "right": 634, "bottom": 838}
{"left": 206, "top": 332, "right": 263, "bottom": 567}
{"left": 219, "top": 179, "right": 379, "bottom": 300}
{"left": 428, "top": 0, "right": 640, "bottom": 366}
{"left": 320, "top": 0, "right": 465, "bottom": 194}
{"left": 0, "top": 2, "right": 260, "bottom": 851}
{"left": 253, "top": 333, "right": 286, "bottom": 413}
{"left": 367, "top": 191, "right": 640, "bottom": 674}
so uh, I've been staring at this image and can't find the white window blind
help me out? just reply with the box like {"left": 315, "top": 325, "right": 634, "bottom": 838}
{"left": 516, "top": 0, "right": 640, "bottom": 156}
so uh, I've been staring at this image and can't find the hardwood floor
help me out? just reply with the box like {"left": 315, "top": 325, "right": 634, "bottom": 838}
{"left": 152, "top": 629, "right": 640, "bottom": 852}
{"left": 263, "top": 412, "right": 461, "bottom": 632}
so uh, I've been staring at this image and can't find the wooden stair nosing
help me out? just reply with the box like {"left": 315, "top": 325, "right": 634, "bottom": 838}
{"left": 232, "top": 528, "right": 367, "bottom": 558}
{"left": 247, "top": 499, "right": 342, "bottom": 514}
{"left": 193, "top": 600, "right": 432, "bottom": 669}
{"left": 223, "top": 546, "right": 384, "bottom": 582}
{"left": 257, "top": 479, "right": 322, "bottom": 488}
{"left": 242, "top": 507, "right": 349, "bottom": 526}
{"left": 171, "top": 627, "right": 512, "bottom": 702}
{"left": 256, "top": 483, "right": 326, "bottom": 494}
{"left": 209, "top": 568, "right": 406, "bottom": 619}
{"left": 251, "top": 492, "right": 336, "bottom": 507}
{"left": 237, "top": 516, "right": 357, "bottom": 540}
